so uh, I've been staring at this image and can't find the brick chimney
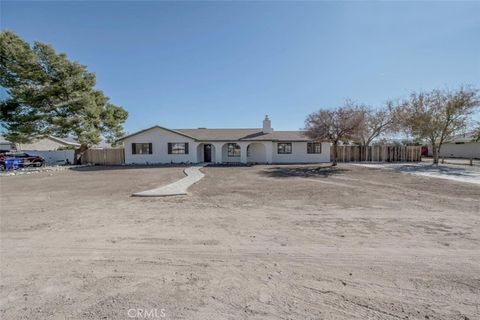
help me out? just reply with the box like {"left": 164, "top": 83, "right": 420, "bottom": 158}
{"left": 262, "top": 115, "right": 273, "bottom": 133}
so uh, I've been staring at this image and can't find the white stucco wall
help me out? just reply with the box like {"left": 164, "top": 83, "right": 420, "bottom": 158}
{"left": 247, "top": 142, "right": 267, "bottom": 163}
{"left": 428, "top": 142, "right": 480, "bottom": 159}
{"left": 123, "top": 127, "right": 198, "bottom": 164}
{"left": 122, "top": 128, "right": 331, "bottom": 164}
{"left": 22, "top": 150, "right": 75, "bottom": 165}
{"left": 196, "top": 144, "right": 204, "bottom": 162}
{"left": 272, "top": 142, "right": 330, "bottom": 163}
{"left": 0, "top": 142, "right": 14, "bottom": 152}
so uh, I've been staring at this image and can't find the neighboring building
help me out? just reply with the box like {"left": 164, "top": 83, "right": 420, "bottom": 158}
{"left": 94, "top": 140, "right": 112, "bottom": 149}
{"left": 117, "top": 116, "right": 330, "bottom": 164}
{"left": 0, "top": 135, "right": 112, "bottom": 151}
{"left": 0, "top": 135, "right": 112, "bottom": 165}
{"left": 0, "top": 135, "right": 15, "bottom": 153}
{"left": 427, "top": 132, "right": 480, "bottom": 159}
{"left": 0, "top": 135, "right": 79, "bottom": 165}
{"left": 16, "top": 136, "right": 81, "bottom": 151}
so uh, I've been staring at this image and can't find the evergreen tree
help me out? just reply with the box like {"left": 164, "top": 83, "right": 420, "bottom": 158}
{"left": 0, "top": 31, "right": 128, "bottom": 163}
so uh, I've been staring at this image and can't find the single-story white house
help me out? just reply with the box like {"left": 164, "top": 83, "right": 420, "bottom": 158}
{"left": 117, "top": 116, "right": 330, "bottom": 164}
{"left": 427, "top": 132, "right": 480, "bottom": 159}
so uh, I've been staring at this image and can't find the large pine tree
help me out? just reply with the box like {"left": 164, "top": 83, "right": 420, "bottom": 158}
{"left": 0, "top": 31, "right": 128, "bottom": 163}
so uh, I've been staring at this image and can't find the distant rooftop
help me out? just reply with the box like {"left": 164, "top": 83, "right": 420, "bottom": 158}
{"left": 0, "top": 135, "right": 111, "bottom": 148}
{"left": 448, "top": 131, "right": 477, "bottom": 143}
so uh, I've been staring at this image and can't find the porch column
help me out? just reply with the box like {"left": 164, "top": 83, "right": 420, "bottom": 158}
{"left": 240, "top": 143, "right": 248, "bottom": 164}
{"left": 264, "top": 142, "right": 273, "bottom": 164}
{"left": 213, "top": 143, "right": 223, "bottom": 163}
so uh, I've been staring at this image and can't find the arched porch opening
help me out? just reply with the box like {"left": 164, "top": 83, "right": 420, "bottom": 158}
{"left": 197, "top": 143, "right": 216, "bottom": 163}
{"left": 221, "top": 143, "right": 241, "bottom": 163}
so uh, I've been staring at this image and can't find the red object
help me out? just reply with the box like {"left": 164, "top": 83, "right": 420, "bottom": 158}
{"left": 421, "top": 146, "right": 428, "bottom": 156}
{"left": 0, "top": 152, "right": 45, "bottom": 169}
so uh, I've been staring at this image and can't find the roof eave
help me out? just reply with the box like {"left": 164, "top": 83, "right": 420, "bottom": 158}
{"left": 116, "top": 125, "right": 198, "bottom": 142}
{"left": 47, "top": 136, "right": 81, "bottom": 146}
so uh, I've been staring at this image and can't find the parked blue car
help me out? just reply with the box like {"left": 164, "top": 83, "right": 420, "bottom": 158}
{"left": 0, "top": 152, "right": 45, "bottom": 170}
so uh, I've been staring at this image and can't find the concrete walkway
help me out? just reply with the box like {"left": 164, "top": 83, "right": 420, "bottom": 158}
{"left": 132, "top": 164, "right": 206, "bottom": 197}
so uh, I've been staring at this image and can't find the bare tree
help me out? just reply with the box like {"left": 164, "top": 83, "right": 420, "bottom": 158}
{"left": 356, "top": 101, "right": 397, "bottom": 146}
{"left": 474, "top": 122, "right": 480, "bottom": 142}
{"left": 397, "top": 87, "right": 479, "bottom": 164}
{"left": 304, "top": 102, "right": 363, "bottom": 166}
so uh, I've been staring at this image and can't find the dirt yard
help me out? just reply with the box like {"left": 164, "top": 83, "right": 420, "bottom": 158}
{"left": 1, "top": 164, "right": 479, "bottom": 320}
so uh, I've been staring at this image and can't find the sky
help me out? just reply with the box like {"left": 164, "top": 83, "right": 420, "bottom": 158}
{"left": 1, "top": 1, "right": 479, "bottom": 134}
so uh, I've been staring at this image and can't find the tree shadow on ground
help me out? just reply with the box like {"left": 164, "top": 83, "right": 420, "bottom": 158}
{"left": 259, "top": 165, "right": 349, "bottom": 179}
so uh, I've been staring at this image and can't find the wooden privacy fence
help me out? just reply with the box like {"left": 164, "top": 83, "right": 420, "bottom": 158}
{"left": 332, "top": 145, "right": 422, "bottom": 163}
{"left": 83, "top": 148, "right": 125, "bottom": 165}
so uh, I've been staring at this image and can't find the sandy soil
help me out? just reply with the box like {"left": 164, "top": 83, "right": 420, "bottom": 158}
{"left": 1, "top": 164, "right": 479, "bottom": 320}
{"left": 352, "top": 162, "right": 480, "bottom": 185}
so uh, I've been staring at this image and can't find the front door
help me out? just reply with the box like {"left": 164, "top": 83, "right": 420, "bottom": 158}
{"left": 203, "top": 144, "right": 212, "bottom": 162}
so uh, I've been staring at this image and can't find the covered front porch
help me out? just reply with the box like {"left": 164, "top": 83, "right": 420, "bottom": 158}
{"left": 196, "top": 141, "right": 272, "bottom": 164}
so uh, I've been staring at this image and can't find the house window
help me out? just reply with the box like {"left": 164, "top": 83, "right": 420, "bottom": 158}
{"left": 277, "top": 143, "right": 292, "bottom": 154}
{"left": 307, "top": 142, "right": 322, "bottom": 154}
{"left": 168, "top": 143, "right": 189, "bottom": 154}
{"left": 227, "top": 143, "right": 241, "bottom": 157}
{"left": 132, "top": 143, "right": 152, "bottom": 154}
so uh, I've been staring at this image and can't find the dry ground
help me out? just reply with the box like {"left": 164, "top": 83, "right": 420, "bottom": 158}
{"left": 0, "top": 164, "right": 479, "bottom": 320}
